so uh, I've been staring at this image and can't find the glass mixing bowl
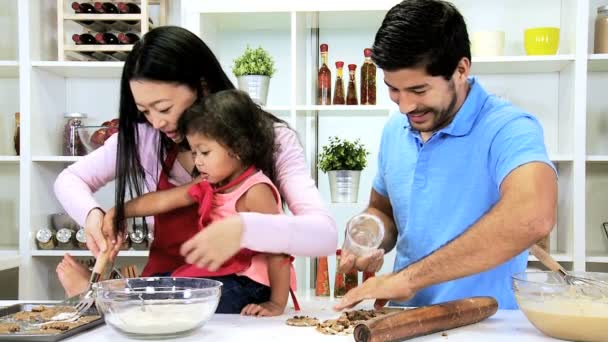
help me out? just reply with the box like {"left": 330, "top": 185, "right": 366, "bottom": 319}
{"left": 512, "top": 271, "right": 608, "bottom": 342}
{"left": 94, "top": 277, "right": 222, "bottom": 339}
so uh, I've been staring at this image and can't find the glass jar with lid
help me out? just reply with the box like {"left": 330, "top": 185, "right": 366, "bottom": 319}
{"left": 595, "top": 5, "right": 608, "bottom": 53}
{"left": 63, "top": 112, "right": 87, "bottom": 156}
{"left": 35, "top": 227, "right": 57, "bottom": 250}
{"left": 56, "top": 227, "right": 76, "bottom": 249}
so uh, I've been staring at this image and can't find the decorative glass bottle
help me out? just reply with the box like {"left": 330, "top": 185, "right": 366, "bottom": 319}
{"left": 317, "top": 44, "right": 332, "bottom": 105}
{"left": 333, "top": 250, "right": 346, "bottom": 297}
{"left": 346, "top": 64, "right": 358, "bottom": 105}
{"left": 315, "top": 256, "right": 330, "bottom": 296}
{"left": 332, "top": 61, "right": 345, "bottom": 105}
{"left": 360, "top": 48, "right": 377, "bottom": 105}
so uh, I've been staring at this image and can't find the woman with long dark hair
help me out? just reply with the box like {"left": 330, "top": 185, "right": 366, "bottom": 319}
{"left": 54, "top": 26, "right": 337, "bottom": 296}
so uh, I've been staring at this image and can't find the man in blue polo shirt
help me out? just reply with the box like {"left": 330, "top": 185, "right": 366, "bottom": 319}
{"left": 335, "top": 0, "right": 557, "bottom": 310}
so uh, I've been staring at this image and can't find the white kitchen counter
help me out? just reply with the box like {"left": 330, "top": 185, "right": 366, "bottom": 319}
{"left": 0, "top": 297, "right": 560, "bottom": 341}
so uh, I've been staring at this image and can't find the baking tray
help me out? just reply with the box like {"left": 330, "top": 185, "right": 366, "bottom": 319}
{"left": 0, "top": 303, "right": 104, "bottom": 341}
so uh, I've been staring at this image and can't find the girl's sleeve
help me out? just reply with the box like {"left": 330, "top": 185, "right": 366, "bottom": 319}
{"left": 239, "top": 127, "right": 338, "bottom": 256}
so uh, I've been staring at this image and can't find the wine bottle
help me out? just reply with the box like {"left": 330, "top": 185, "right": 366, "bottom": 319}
{"left": 95, "top": 32, "right": 119, "bottom": 44}
{"left": 117, "top": 2, "right": 141, "bottom": 13}
{"left": 72, "top": 33, "right": 97, "bottom": 45}
{"left": 94, "top": 2, "right": 118, "bottom": 14}
{"left": 71, "top": 2, "right": 97, "bottom": 14}
{"left": 117, "top": 32, "right": 140, "bottom": 44}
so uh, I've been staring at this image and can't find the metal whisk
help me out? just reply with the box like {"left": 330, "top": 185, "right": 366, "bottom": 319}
{"left": 529, "top": 244, "right": 608, "bottom": 297}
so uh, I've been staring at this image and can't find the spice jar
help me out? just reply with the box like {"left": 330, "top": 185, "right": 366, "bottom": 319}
{"left": 75, "top": 227, "right": 87, "bottom": 249}
{"left": 315, "top": 256, "right": 330, "bottom": 296}
{"left": 333, "top": 250, "right": 346, "bottom": 298}
{"left": 56, "top": 227, "right": 76, "bottom": 249}
{"left": 35, "top": 227, "right": 57, "bottom": 250}
{"left": 63, "top": 112, "right": 87, "bottom": 156}
{"left": 13, "top": 112, "right": 20, "bottom": 156}
{"left": 129, "top": 224, "right": 149, "bottom": 250}
{"left": 344, "top": 266, "right": 358, "bottom": 292}
{"left": 595, "top": 5, "right": 608, "bottom": 53}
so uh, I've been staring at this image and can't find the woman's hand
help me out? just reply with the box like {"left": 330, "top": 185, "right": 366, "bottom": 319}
{"left": 180, "top": 215, "right": 243, "bottom": 271}
{"left": 84, "top": 207, "right": 107, "bottom": 258}
{"left": 100, "top": 207, "right": 125, "bottom": 262}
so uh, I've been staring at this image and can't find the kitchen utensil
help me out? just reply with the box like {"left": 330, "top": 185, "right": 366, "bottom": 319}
{"left": 353, "top": 297, "right": 498, "bottom": 342}
{"left": 529, "top": 244, "right": 608, "bottom": 296}
{"left": 93, "top": 277, "right": 222, "bottom": 339}
{"left": 524, "top": 27, "right": 560, "bottom": 55}
{"left": 513, "top": 271, "right": 608, "bottom": 342}
{"left": 50, "top": 249, "right": 111, "bottom": 322}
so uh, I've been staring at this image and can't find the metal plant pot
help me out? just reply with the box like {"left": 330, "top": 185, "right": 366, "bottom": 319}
{"left": 328, "top": 170, "right": 361, "bottom": 203}
{"left": 237, "top": 75, "right": 270, "bottom": 106}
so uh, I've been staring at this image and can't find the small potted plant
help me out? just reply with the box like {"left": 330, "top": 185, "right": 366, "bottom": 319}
{"left": 232, "top": 46, "right": 276, "bottom": 106}
{"left": 318, "top": 136, "right": 369, "bottom": 203}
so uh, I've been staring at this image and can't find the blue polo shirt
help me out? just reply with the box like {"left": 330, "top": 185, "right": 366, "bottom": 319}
{"left": 373, "top": 78, "right": 554, "bottom": 309}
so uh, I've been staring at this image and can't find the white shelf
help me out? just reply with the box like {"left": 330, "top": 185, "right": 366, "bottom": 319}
{"left": 31, "top": 250, "right": 149, "bottom": 257}
{"left": 585, "top": 254, "right": 608, "bottom": 263}
{"left": 295, "top": 105, "right": 393, "bottom": 112}
{"left": 528, "top": 253, "right": 573, "bottom": 262}
{"left": 586, "top": 155, "right": 608, "bottom": 162}
{"left": 588, "top": 54, "right": 608, "bottom": 72}
{"left": 0, "top": 61, "right": 19, "bottom": 78}
{"left": 550, "top": 155, "right": 573, "bottom": 162}
{"left": 63, "top": 14, "right": 143, "bottom": 21}
{"left": 470, "top": 55, "right": 575, "bottom": 74}
{"left": 0, "top": 250, "right": 20, "bottom": 272}
{"left": 263, "top": 105, "right": 291, "bottom": 112}
{"left": 32, "top": 156, "right": 82, "bottom": 163}
{"left": 0, "top": 156, "right": 20, "bottom": 163}
{"left": 32, "top": 61, "right": 124, "bottom": 78}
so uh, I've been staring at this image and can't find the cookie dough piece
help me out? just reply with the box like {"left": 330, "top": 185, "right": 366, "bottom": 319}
{"left": 286, "top": 315, "right": 319, "bottom": 327}
{"left": 0, "top": 323, "right": 20, "bottom": 333}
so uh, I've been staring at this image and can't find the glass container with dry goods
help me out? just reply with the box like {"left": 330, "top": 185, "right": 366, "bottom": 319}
{"left": 333, "top": 250, "right": 346, "bottom": 297}
{"left": 333, "top": 61, "right": 346, "bottom": 105}
{"left": 129, "top": 224, "right": 148, "bottom": 250}
{"left": 346, "top": 64, "right": 358, "bottom": 105}
{"left": 63, "top": 112, "right": 88, "bottom": 156}
{"left": 36, "top": 227, "right": 57, "bottom": 250}
{"left": 360, "top": 48, "right": 377, "bottom": 105}
{"left": 315, "top": 256, "right": 330, "bottom": 296}
{"left": 56, "top": 227, "right": 76, "bottom": 249}
{"left": 76, "top": 227, "right": 87, "bottom": 249}
{"left": 317, "top": 44, "right": 332, "bottom": 105}
{"left": 595, "top": 5, "right": 608, "bottom": 53}
{"left": 13, "top": 112, "right": 19, "bottom": 156}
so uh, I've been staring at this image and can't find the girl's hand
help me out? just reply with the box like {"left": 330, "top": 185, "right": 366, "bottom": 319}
{"left": 241, "top": 301, "right": 284, "bottom": 317}
{"left": 180, "top": 216, "right": 243, "bottom": 271}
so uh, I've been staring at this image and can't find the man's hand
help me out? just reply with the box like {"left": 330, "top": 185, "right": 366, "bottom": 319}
{"left": 241, "top": 301, "right": 284, "bottom": 317}
{"left": 333, "top": 273, "right": 416, "bottom": 311}
{"left": 180, "top": 215, "right": 243, "bottom": 271}
{"left": 339, "top": 248, "right": 385, "bottom": 274}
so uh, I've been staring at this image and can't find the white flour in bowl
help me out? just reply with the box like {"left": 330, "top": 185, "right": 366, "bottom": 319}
{"left": 106, "top": 301, "right": 216, "bottom": 335}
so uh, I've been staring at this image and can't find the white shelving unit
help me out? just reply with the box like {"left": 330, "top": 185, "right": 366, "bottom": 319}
{"left": 2, "top": 0, "right": 607, "bottom": 300}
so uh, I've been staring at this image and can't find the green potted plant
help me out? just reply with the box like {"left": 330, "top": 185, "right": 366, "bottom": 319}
{"left": 318, "top": 136, "right": 369, "bottom": 203}
{"left": 232, "top": 46, "right": 276, "bottom": 106}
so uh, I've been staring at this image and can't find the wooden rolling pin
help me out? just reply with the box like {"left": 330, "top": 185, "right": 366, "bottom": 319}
{"left": 353, "top": 296, "right": 498, "bottom": 342}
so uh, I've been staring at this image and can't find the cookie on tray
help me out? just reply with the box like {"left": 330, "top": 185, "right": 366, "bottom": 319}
{"left": 286, "top": 315, "right": 319, "bottom": 327}
{"left": 0, "top": 323, "right": 20, "bottom": 333}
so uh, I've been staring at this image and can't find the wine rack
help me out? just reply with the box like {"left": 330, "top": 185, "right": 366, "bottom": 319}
{"left": 57, "top": 0, "right": 167, "bottom": 61}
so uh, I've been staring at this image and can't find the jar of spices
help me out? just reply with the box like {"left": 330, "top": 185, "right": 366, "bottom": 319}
{"left": 75, "top": 227, "right": 87, "bottom": 249}
{"left": 333, "top": 250, "right": 346, "bottom": 298}
{"left": 35, "top": 227, "right": 57, "bottom": 250}
{"left": 63, "top": 112, "right": 87, "bottom": 156}
{"left": 56, "top": 227, "right": 76, "bottom": 249}
{"left": 129, "top": 224, "right": 149, "bottom": 250}
{"left": 13, "top": 112, "right": 20, "bottom": 156}
{"left": 595, "top": 5, "right": 608, "bottom": 53}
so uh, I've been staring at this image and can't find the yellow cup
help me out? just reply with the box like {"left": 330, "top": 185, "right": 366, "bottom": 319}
{"left": 524, "top": 27, "right": 560, "bottom": 55}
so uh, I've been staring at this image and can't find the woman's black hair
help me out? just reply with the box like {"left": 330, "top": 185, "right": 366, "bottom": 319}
{"left": 114, "top": 26, "right": 287, "bottom": 233}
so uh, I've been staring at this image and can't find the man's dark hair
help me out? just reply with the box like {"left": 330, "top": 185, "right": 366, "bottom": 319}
{"left": 372, "top": 0, "right": 471, "bottom": 80}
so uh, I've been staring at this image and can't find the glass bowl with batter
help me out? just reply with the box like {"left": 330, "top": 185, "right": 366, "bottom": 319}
{"left": 512, "top": 271, "right": 608, "bottom": 342}
{"left": 94, "top": 277, "right": 222, "bottom": 339}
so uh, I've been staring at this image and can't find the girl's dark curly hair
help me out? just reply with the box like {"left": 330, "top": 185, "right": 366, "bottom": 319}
{"left": 178, "top": 89, "right": 279, "bottom": 185}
